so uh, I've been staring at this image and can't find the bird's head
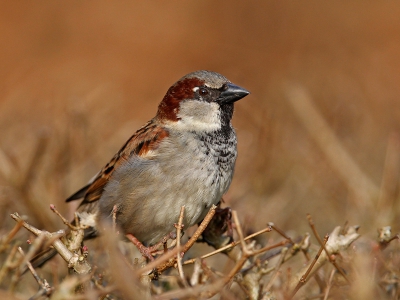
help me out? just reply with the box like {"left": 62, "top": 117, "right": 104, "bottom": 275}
{"left": 156, "top": 70, "right": 249, "bottom": 132}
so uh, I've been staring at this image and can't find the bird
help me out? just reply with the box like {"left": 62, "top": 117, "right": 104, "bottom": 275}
{"left": 33, "top": 70, "right": 249, "bottom": 265}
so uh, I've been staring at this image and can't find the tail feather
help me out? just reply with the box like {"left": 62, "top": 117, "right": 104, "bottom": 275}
{"left": 21, "top": 247, "right": 58, "bottom": 274}
{"left": 66, "top": 184, "right": 90, "bottom": 202}
{"left": 30, "top": 247, "right": 59, "bottom": 269}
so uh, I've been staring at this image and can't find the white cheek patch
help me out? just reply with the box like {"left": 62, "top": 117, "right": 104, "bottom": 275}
{"left": 173, "top": 100, "right": 221, "bottom": 132}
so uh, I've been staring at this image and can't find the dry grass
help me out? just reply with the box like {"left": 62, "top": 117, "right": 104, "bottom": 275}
{"left": 1, "top": 1, "right": 400, "bottom": 299}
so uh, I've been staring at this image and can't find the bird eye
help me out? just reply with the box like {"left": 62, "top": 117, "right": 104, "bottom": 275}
{"left": 199, "top": 87, "right": 209, "bottom": 96}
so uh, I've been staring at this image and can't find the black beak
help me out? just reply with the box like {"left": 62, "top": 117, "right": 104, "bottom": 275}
{"left": 218, "top": 83, "right": 250, "bottom": 104}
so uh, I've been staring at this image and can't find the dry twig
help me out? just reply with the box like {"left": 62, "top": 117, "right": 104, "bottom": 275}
{"left": 10, "top": 212, "right": 91, "bottom": 274}
{"left": 308, "top": 214, "right": 350, "bottom": 283}
{"left": 18, "top": 247, "right": 53, "bottom": 298}
{"left": 175, "top": 206, "right": 187, "bottom": 286}
{"left": 290, "top": 235, "right": 328, "bottom": 299}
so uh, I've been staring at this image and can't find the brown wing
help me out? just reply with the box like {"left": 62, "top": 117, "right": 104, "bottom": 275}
{"left": 66, "top": 119, "right": 169, "bottom": 206}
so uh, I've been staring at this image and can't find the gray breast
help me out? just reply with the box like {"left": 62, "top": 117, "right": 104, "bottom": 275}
{"left": 98, "top": 129, "right": 237, "bottom": 245}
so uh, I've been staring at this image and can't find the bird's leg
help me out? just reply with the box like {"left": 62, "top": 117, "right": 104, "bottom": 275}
{"left": 146, "top": 231, "right": 178, "bottom": 254}
{"left": 125, "top": 233, "right": 155, "bottom": 261}
{"left": 126, "top": 231, "right": 177, "bottom": 261}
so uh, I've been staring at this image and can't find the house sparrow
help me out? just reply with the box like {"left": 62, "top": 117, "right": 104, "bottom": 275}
{"left": 34, "top": 70, "right": 249, "bottom": 265}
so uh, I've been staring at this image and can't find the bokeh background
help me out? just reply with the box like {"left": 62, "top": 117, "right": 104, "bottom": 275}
{"left": 1, "top": 0, "right": 400, "bottom": 272}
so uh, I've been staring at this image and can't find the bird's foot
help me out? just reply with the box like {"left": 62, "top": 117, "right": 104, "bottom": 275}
{"left": 126, "top": 231, "right": 178, "bottom": 261}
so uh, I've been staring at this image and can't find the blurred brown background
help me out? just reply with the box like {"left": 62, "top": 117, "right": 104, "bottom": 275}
{"left": 1, "top": 1, "right": 400, "bottom": 241}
